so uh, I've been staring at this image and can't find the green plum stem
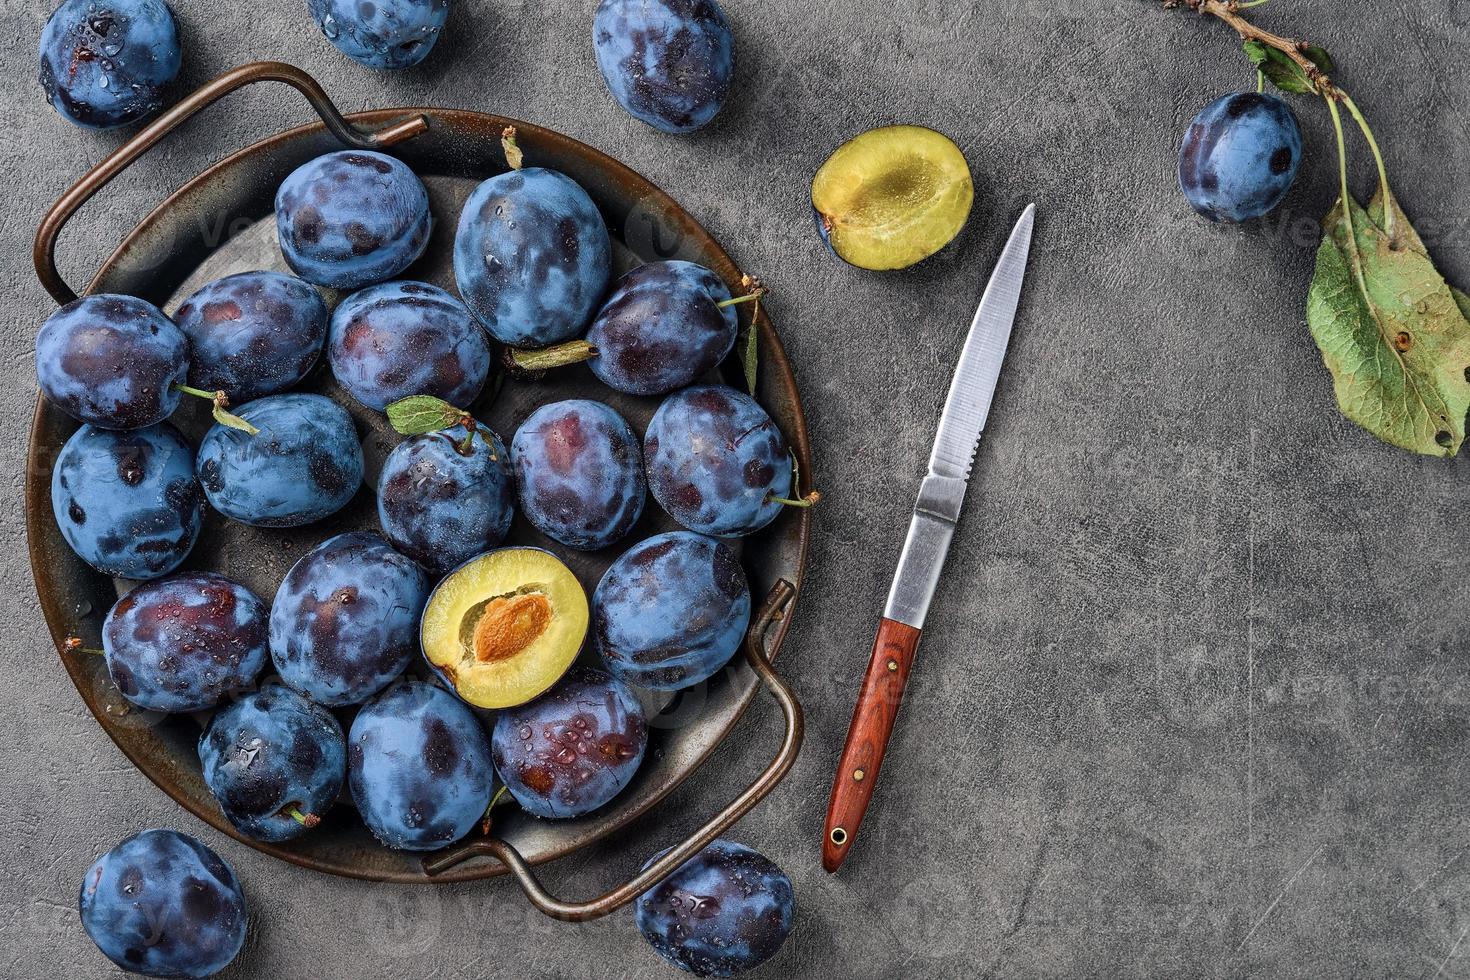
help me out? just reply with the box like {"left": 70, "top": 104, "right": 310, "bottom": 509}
{"left": 1339, "top": 93, "right": 1392, "bottom": 224}
{"left": 767, "top": 490, "right": 822, "bottom": 509}
{"left": 63, "top": 636, "right": 104, "bottom": 657}
{"left": 1256, "top": 70, "right": 1265, "bottom": 94}
{"left": 1326, "top": 95, "right": 1352, "bottom": 228}
{"left": 286, "top": 806, "right": 320, "bottom": 828}
{"left": 717, "top": 289, "right": 767, "bottom": 310}
{"left": 476, "top": 429, "right": 500, "bottom": 461}
{"left": 175, "top": 384, "right": 217, "bottom": 401}
{"left": 176, "top": 384, "right": 259, "bottom": 436}
{"left": 481, "top": 785, "right": 513, "bottom": 835}
{"left": 507, "top": 340, "right": 598, "bottom": 373}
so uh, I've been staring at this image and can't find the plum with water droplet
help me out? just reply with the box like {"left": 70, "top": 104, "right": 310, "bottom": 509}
{"left": 308, "top": 0, "right": 449, "bottom": 70}
{"left": 593, "top": 0, "right": 734, "bottom": 135}
{"left": 1179, "top": 92, "right": 1302, "bottom": 222}
{"left": 39, "top": 0, "right": 181, "bottom": 129}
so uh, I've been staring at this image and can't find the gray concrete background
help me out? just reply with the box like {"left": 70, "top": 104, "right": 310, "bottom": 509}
{"left": 2, "top": 0, "right": 1469, "bottom": 976}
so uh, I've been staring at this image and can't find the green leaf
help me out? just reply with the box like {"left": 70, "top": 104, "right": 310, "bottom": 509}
{"left": 1303, "top": 45, "right": 1335, "bottom": 74}
{"left": 386, "top": 395, "right": 469, "bottom": 436}
{"left": 211, "top": 405, "right": 260, "bottom": 436}
{"left": 1242, "top": 39, "right": 1318, "bottom": 94}
{"left": 1306, "top": 188, "right": 1470, "bottom": 457}
{"left": 1455, "top": 287, "right": 1470, "bottom": 323}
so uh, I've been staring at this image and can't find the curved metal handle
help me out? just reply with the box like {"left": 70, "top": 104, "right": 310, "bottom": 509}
{"left": 422, "top": 579, "right": 806, "bottom": 922}
{"left": 33, "top": 60, "right": 429, "bottom": 305}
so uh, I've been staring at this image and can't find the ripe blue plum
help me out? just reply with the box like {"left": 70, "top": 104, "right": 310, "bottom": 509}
{"left": 275, "top": 150, "right": 431, "bottom": 289}
{"left": 103, "top": 572, "right": 269, "bottom": 713}
{"left": 377, "top": 423, "right": 513, "bottom": 575}
{"left": 270, "top": 532, "right": 430, "bottom": 706}
{"left": 586, "top": 261, "right": 739, "bottom": 395}
{"left": 52, "top": 423, "right": 202, "bottom": 580}
{"left": 593, "top": 0, "right": 735, "bottom": 135}
{"left": 39, "top": 0, "right": 181, "bottom": 129}
{"left": 454, "top": 167, "right": 611, "bottom": 346}
{"left": 37, "top": 294, "right": 189, "bottom": 430}
{"left": 636, "top": 839, "right": 795, "bottom": 978}
{"left": 593, "top": 531, "right": 750, "bottom": 690}
{"left": 308, "top": 0, "right": 449, "bottom": 70}
{"left": 644, "top": 386, "right": 792, "bottom": 537}
{"left": 348, "top": 681, "right": 495, "bottom": 851}
{"left": 511, "top": 400, "right": 646, "bottom": 551}
{"left": 196, "top": 393, "right": 363, "bottom": 527}
{"left": 491, "top": 667, "right": 647, "bottom": 819}
{"left": 79, "top": 829, "right": 246, "bottom": 979}
{"left": 174, "top": 271, "right": 328, "bottom": 402}
{"left": 199, "top": 686, "right": 346, "bottom": 842}
{"left": 329, "top": 281, "right": 490, "bottom": 411}
{"left": 1179, "top": 92, "right": 1303, "bottom": 223}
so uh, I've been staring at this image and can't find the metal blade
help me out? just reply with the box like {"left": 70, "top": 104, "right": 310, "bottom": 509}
{"left": 927, "top": 203, "right": 1035, "bottom": 481}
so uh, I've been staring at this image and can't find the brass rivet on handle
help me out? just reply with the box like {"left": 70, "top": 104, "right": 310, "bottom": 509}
{"left": 830, "top": 827, "right": 848, "bottom": 846}
{"left": 853, "top": 768, "right": 865, "bottom": 781}
{"left": 887, "top": 659, "right": 899, "bottom": 672}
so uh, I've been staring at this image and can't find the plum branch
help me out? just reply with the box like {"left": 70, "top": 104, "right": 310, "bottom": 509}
{"left": 1168, "top": 0, "right": 1339, "bottom": 97}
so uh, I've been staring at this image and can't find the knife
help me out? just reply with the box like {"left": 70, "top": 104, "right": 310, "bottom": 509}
{"left": 822, "top": 204, "right": 1036, "bottom": 873}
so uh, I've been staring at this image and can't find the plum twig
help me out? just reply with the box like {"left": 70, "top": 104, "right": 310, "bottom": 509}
{"left": 1169, "top": 0, "right": 1338, "bottom": 97}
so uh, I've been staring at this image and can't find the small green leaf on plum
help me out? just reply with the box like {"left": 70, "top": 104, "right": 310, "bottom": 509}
{"left": 387, "top": 395, "right": 470, "bottom": 436}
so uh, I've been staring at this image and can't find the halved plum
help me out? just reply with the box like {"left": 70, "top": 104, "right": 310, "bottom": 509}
{"left": 421, "top": 548, "right": 588, "bottom": 709}
{"left": 811, "top": 125, "right": 974, "bottom": 271}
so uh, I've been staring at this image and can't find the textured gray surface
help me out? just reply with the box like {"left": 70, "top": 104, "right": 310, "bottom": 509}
{"left": 2, "top": 0, "right": 1469, "bottom": 977}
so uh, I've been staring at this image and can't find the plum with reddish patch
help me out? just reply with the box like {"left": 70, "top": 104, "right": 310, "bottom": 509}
{"left": 593, "top": 0, "right": 735, "bottom": 135}
{"left": 39, "top": 0, "right": 181, "bottom": 129}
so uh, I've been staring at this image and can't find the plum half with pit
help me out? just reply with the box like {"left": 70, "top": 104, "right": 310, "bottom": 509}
{"left": 173, "top": 271, "right": 328, "bottom": 402}
{"left": 453, "top": 167, "right": 611, "bottom": 347}
{"left": 39, "top": 0, "right": 181, "bottom": 129}
{"left": 275, "top": 150, "right": 431, "bottom": 290}
{"left": 491, "top": 666, "right": 647, "bottom": 819}
{"left": 196, "top": 393, "right": 364, "bottom": 527}
{"left": 421, "top": 548, "right": 588, "bottom": 709}
{"left": 270, "top": 532, "right": 430, "bottom": 707}
{"left": 199, "top": 686, "right": 346, "bottom": 842}
{"left": 308, "top": 0, "right": 450, "bottom": 70}
{"left": 348, "top": 680, "right": 495, "bottom": 851}
{"left": 329, "top": 281, "right": 490, "bottom": 411}
{"left": 593, "top": 0, "right": 735, "bottom": 135}
{"left": 511, "top": 399, "right": 646, "bottom": 551}
{"left": 812, "top": 125, "right": 974, "bottom": 271}
{"left": 51, "top": 422, "right": 203, "bottom": 580}
{"left": 1179, "top": 92, "right": 1303, "bottom": 223}
{"left": 79, "top": 829, "right": 246, "bottom": 979}
{"left": 636, "top": 839, "right": 795, "bottom": 978}
{"left": 594, "top": 531, "right": 750, "bottom": 691}
{"left": 103, "top": 572, "right": 269, "bottom": 713}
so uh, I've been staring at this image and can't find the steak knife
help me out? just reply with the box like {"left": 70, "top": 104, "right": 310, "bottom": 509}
{"left": 822, "top": 204, "right": 1036, "bottom": 873}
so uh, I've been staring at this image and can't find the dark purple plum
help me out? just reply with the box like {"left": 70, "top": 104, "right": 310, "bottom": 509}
{"left": 79, "top": 829, "right": 246, "bottom": 979}
{"left": 586, "top": 261, "right": 741, "bottom": 396}
{"left": 37, "top": 294, "right": 189, "bottom": 430}
{"left": 593, "top": 0, "right": 735, "bottom": 135}
{"left": 377, "top": 423, "right": 514, "bottom": 575}
{"left": 329, "top": 281, "right": 491, "bottom": 411}
{"left": 173, "top": 271, "right": 328, "bottom": 401}
{"left": 645, "top": 386, "right": 792, "bottom": 537}
{"left": 594, "top": 531, "right": 750, "bottom": 691}
{"left": 39, "top": 0, "right": 181, "bottom": 129}
{"left": 511, "top": 399, "right": 646, "bottom": 551}
{"left": 454, "top": 167, "right": 611, "bottom": 347}
{"left": 103, "top": 572, "right": 269, "bottom": 713}
{"left": 195, "top": 393, "right": 364, "bottom": 527}
{"left": 348, "top": 681, "right": 495, "bottom": 851}
{"left": 199, "top": 686, "right": 346, "bottom": 842}
{"left": 491, "top": 667, "right": 647, "bottom": 819}
{"left": 51, "top": 423, "right": 202, "bottom": 580}
{"left": 636, "top": 839, "right": 795, "bottom": 978}
{"left": 1179, "top": 92, "right": 1303, "bottom": 222}
{"left": 308, "top": 0, "right": 449, "bottom": 70}
{"left": 275, "top": 150, "right": 431, "bottom": 289}
{"left": 270, "top": 532, "right": 430, "bottom": 706}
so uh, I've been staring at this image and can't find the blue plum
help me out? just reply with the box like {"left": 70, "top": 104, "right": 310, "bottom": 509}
{"left": 329, "top": 281, "right": 490, "bottom": 411}
{"left": 199, "top": 686, "right": 346, "bottom": 842}
{"left": 511, "top": 399, "right": 646, "bottom": 551}
{"left": 594, "top": 531, "right": 750, "bottom": 691}
{"left": 454, "top": 168, "right": 611, "bottom": 346}
{"left": 52, "top": 423, "right": 202, "bottom": 580}
{"left": 37, "top": 294, "right": 189, "bottom": 430}
{"left": 491, "top": 667, "right": 647, "bottom": 819}
{"left": 174, "top": 271, "right": 328, "bottom": 402}
{"left": 377, "top": 423, "right": 513, "bottom": 575}
{"left": 636, "top": 839, "right": 795, "bottom": 978}
{"left": 587, "top": 261, "right": 739, "bottom": 395}
{"left": 644, "top": 386, "right": 792, "bottom": 537}
{"left": 348, "top": 681, "right": 495, "bottom": 851}
{"left": 308, "top": 0, "right": 449, "bottom": 70}
{"left": 1179, "top": 92, "right": 1303, "bottom": 223}
{"left": 196, "top": 393, "right": 363, "bottom": 527}
{"left": 39, "top": 0, "right": 181, "bottom": 129}
{"left": 103, "top": 572, "right": 269, "bottom": 713}
{"left": 79, "top": 829, "right": 246, "bottom": 979}
{"left": 593, "top": 0, "right": 735, "bottom": 135}
{"left": 275, "top": 150, "right": 431, "bottom": 289}
{"left": 270, "top": 532, "right": 430, "bottom": 706}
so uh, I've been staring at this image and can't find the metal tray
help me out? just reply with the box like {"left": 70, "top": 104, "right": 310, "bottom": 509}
{"left": 27, "top": 62, "right": 811, "bottom": 920}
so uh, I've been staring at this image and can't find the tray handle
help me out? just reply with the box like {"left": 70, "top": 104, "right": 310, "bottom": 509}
{"left": 422, "top": 578, "right": 806, "bottom": 922}
{"left": 33, "top": 60, "right": 429, "bottom": 305}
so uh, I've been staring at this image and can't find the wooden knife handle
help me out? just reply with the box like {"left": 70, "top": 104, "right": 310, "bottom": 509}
{"left": 822, "top": 617, "right": 923, "bottom": 872}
